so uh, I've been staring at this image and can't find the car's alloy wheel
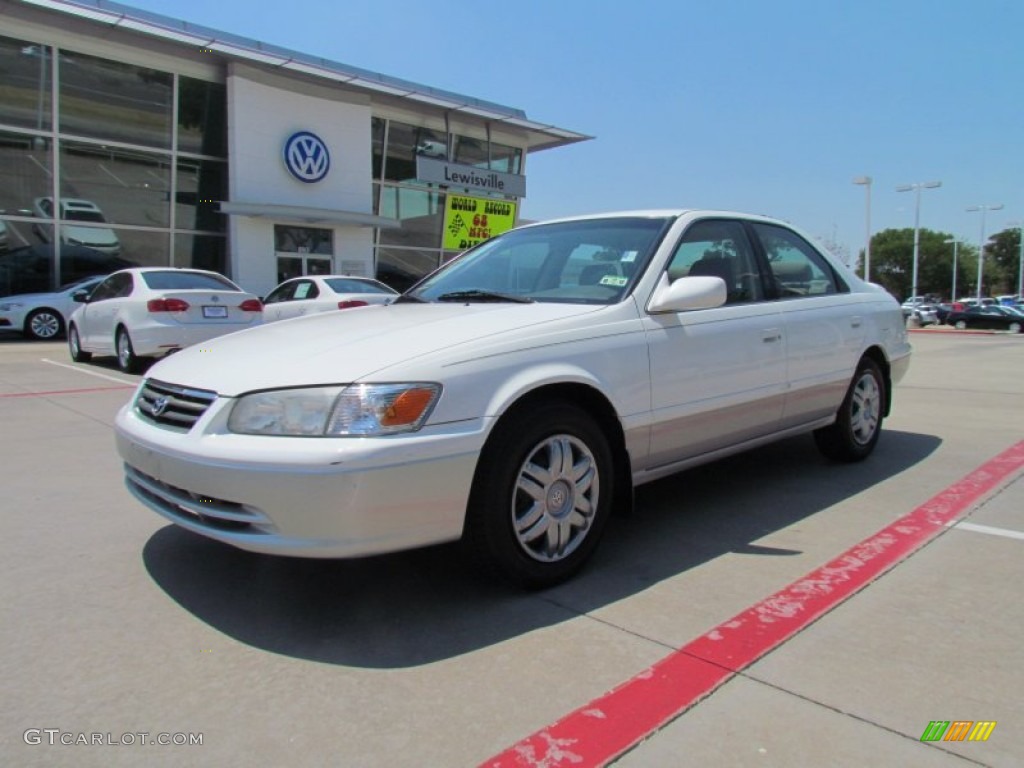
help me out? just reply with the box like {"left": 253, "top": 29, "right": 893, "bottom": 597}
{"left": 464, "top": 400, "right": 613, "bottom": 588}
{"left": 1010, "top": 322, "right": 1021, "bottom": 333}
{"left": 116, "top": 328, "right": 141, "bottom": 373}
{"left": 814, "top": 358, "right": 885, "bottom": 462}
{"left": 25, "top": 309, "right": 63, "bottom": 340}
{"left": 955, "top": 320, "right": 967, "bottom": 330}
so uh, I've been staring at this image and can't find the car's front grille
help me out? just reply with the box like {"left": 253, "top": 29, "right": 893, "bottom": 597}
{"left": 136, "top": 379, "right": 217, "bottom": 430}
{"left": 124, "top": 465, "right": 270, "bottom": 533}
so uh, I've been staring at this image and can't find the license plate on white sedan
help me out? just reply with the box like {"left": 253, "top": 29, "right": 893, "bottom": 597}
{"left": 203, "top": 305, "right": 228, "bottom": 318}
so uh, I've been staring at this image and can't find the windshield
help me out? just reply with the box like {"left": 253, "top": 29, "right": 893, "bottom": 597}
{"left": 408, "top": 216, "right": 674, "bottom": 304}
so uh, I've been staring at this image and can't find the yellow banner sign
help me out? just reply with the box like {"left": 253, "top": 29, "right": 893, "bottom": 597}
{"left": 443, "top": 195, "right": 518, "bottom": 251}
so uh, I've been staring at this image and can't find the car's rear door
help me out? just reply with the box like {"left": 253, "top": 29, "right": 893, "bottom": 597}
{"left": 747, "top": 221, "right": 866, "bottom": 430}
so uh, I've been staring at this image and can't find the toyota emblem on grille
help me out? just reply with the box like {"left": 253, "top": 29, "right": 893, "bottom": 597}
{"left": 151, "top": 396, "right": 169, "bottom": 417}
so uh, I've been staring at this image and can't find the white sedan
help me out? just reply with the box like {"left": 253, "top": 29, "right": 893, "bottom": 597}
{"left": 0, "top": 275, "right": 105, "bottom": 340}
{"left": 69, "top": 267, "right": 262, "bottom": 373}
{"left": 262, "top": 275, "right": 398, "bottom": 322}
{"left": 114, "top": 210, "right": 911, "bottom": 587}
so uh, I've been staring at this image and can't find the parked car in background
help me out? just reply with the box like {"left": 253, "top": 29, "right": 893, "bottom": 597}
{"left": 68, "top": 267, "right": 263, "bottom": 372}
{"left": 910, "top": 303, "right": 939, "bottom": 326}
{"left": 33, "top": 197, "right": 122, "bottom": 256}
{"left": 262, "top": 275, "right": 399, "bottom": 323}
{"left": 945, "top": 305, "right": 1024, "bottom": 333}
{"left": 935, "top": 302, "right": 964, "bottom": 324}
{"left": 0, "top": 243, "right": 136, "bottom": 297}
{"left": 114, "top": 209, "right": 912, "bottom": 588}
{"left": 0, "top": 275, "right": 105, "bottom": 340}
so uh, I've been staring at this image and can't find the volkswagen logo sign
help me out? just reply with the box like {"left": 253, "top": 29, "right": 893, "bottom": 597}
{"left": 283, "top": 131, "right": 330, "bottom": 183}
{"left": 151, "top": 396, "right": 169, "bottom": 417}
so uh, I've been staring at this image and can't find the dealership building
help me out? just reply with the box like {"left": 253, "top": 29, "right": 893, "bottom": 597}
{"left": 0, "top": 0, "right": 589, "bottom": 297}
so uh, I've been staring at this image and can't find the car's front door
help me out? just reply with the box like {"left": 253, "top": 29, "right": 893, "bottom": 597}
{"left": 642, "top": 218, "right": 786, "bottom": 469}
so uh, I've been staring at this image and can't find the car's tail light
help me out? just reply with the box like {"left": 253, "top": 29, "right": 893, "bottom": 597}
{"left": 239, "top": 299, "right": 263, "bottom": 312}
{"left": 337, "top": 300, "right": 368, "bottom": 310}
{"left": 147, "top": 298, "right": 190, "bottom": 312}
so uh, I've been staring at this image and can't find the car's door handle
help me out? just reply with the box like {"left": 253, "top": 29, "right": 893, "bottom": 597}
{"left": 851, "top": 316, "right": 863, "bottom": 328}
{"left": 761, "top": 329, "right": 782, "bottom": 343}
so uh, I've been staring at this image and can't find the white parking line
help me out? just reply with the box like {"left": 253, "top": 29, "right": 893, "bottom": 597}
{"left": 948, "top": 520, "right": 1024, "bottom": 541}
{"left": 99, "top": 163, "right": 128, "bottom": 187}
{"left": 42, "top": 358, "right": 137, "bottom": 385}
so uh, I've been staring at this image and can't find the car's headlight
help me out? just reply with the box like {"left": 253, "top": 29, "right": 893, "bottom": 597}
{"left": 227, "top": 383, "right": 442, "bottom": 437}
{"left": 0, "top": 302, "right": 24, "bottom": 311}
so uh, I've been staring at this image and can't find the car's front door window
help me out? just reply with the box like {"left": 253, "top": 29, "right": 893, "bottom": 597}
{"left": 665, "top": 219, "right": 764, "bottom": 304}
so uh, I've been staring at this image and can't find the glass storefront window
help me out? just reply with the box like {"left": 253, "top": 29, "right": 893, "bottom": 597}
{"left": 175, "top": 158, "right": 226, "bottom": 232}
{"left": 375, "top": 247, "right": 440, "bottom": 292}
{"left": 274, "top": 225, "right": 333, "bottom": 254}
{"left": 59, "top": 140, "right": 171, "bottom": 228}
{"left": 382, "top": 121, "right": 447, "bottom": 182}
{"left": 174, "top": 233, "right": 227, "bottom": 274}
{"left": 178, "top": 77, "right": 227, "bottom": 157}
{"left": 0, "top": 35, "right": 53, "bottom": 132}
{"left": 59, "top": 51, "right": 173, "bottom": 149}
{"left": 0, "top": 130, "right": 53, "bottom": 222}
{"left": 377, "top": 185, "right": 443, "bottom": 249}
{"left": 371, "top": 117, "right": 385, "bottom": 180}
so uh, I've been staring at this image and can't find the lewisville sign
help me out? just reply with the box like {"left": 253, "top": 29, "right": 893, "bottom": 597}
{"left": 416, "top": 156, "right": 526, "bottom": 198}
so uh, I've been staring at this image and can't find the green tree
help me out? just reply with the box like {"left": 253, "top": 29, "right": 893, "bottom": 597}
{"left": 986, "top": 228, "right": 1022, "bottom": 296}
{"left": 866, "top": 228, "right": 975, "bottom": 301}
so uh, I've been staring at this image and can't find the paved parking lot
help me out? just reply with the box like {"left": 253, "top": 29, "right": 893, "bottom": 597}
{"left": 1, "top": 331, "right": 1021, "bottom": 767}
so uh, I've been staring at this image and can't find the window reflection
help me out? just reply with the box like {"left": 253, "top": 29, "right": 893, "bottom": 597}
{"left": 176, "top": 159, "right": 226, "bottom": 232}
{"left": 0, "top": 35, "right": 53, "bottom": 131}
{"left": 378, "top": 186, "right": 442, "bottom": 248}
{"left": 178, "top": 77, "right": 227, "bottom": 157}
{"left": 59, "top": 141, "right": 171, "bottom": 227}
{"left": 0, "top": 130, "right": 53, "bottom": 220}
{"left": 60, "top": 51, "right": 172, "bottom": 149}
{"left": 174, "top": 233, "right": 227, "bottom": 274}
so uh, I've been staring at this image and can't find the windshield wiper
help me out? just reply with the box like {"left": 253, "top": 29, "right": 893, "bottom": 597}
{"left": 393, "top": 293, "right": 427, "bottom": 303}
{"left": 436, "top": 290, "right": 534, "bottom": 304}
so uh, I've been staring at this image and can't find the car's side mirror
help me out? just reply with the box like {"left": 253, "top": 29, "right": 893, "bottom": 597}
{"left": 71, "top": 290, "right": 90, "bottom": 303}
{"left": 647, "top": 274, "right": 727, "bottom": 313}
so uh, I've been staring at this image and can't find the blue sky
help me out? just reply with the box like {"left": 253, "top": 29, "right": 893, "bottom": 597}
{"left": 123, "top": 0, "right": 1024, "bottom": 263}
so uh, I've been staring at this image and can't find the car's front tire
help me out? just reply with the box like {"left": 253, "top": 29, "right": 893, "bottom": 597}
{"left": 1010, "top": 322, "right": 1021, "bottom": 333}
{"left": 25, "top": 308, "right": 64, "bottom": 340}
{"left": 814, "top": 357, "right": 885, "bottom": 462}
{"left": 68, "top": 324, "right": 91, "bottom": 362}
{"left": 116, "top": 327, "right": 142, "bottom": 373}
{"left": 464, "top": 400, "right": 614, "bottom": 589}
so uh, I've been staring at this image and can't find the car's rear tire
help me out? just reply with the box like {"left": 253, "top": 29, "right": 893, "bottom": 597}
{"left": 1010, "top": 322, "right": 1021, "bottom": 333}
{"left": 68, "top": 324, "right": 91, "bottom": 362}
{"left": 463, "top": 400, "right": 614, "bottom": 589}
{"left": 116, "top": 327, "right": 142, "bottom": 373}
{"left": 814, "top": 358, "right": 885, "bottom": 463}
{"left": 25, "top": 308, "right": 64, "bottom": 340}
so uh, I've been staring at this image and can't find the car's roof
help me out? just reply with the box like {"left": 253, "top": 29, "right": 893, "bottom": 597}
{"left": 515, "top": 209, "right": 796, "bottom": 229}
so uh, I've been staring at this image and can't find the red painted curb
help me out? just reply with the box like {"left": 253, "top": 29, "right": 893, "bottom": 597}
{"left": 481, "top": 441, "right": 1024, "bottom": 768}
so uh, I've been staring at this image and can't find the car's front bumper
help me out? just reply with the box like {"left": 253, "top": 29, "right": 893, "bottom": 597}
{"left": 114, "top": 400, "right": 485, "bottom": 558}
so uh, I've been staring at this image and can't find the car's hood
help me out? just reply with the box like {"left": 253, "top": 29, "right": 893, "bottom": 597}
{"left": 0, "top": 291, "right": 60, "bottom": 304}
{"left": 145, "top": 301, "right": 610, "bottom": 396}
{"left": 62, "top": 225, "right": 119, "bottom": 247}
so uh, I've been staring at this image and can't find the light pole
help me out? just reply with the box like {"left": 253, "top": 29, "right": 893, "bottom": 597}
{"left": 853, "top": 176, "right": 872, "bottom": 281}
{"left": 944, "top": 237, "right": 961, "bottom": 302}
{"left": 1010, "top": 221, "right": 1024, "bottom": 300}
{"left": 966, "top": 204, "right": 1004, "bottom": 300}
{"left": 896, "top": 180, "right": 942, "bottom": 302}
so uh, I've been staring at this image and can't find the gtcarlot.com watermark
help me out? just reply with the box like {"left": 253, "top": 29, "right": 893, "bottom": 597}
{"left": 24, "top": 729, "right": 203, "bottom": 747}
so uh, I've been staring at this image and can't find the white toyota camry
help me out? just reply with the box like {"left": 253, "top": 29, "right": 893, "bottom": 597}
{"left": 115, "top": 210, "right": 911, "bottom": 587}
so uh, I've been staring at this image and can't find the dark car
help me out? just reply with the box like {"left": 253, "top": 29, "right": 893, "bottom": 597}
{"left": 0, "top": 243, "right": 136, "bottom": 298}
{"left": 946, "top": 305, "right": 1024, "bottom": 333}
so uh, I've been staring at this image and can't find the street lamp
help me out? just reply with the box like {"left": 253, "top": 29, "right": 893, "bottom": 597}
{"left": 853, "top": 176, "right": 872, "bottom": 281}
{"left": 1008, "top": 220, "right": 1024, "bottom": 300}
{"left": 966, "top": 203, "right": 1004, "bottom": 300}
{"left": 896, "top": 180, "right": 942, "bottom": 302}
{"left": 944, "top": 237, "right": 961, "bottom": 302}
